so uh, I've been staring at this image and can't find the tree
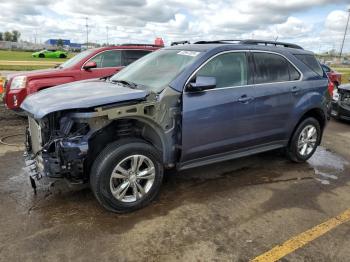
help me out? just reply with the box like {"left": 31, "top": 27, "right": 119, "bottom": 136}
{"left": 4, "top": 31, "right": 12, "bottom": 41}
{"left": 11, "top": 30, "right": 20, "bottom": 42}
{"left": 57, "top": 39, "right": 64, "bottom": 47}
{"left": 0, "top": 32, "right": 3, "bottom": 41}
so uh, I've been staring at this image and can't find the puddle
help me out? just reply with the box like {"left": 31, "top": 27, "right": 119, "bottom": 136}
{"left": 308, "top": 146, "right": 349, "bottom": 185}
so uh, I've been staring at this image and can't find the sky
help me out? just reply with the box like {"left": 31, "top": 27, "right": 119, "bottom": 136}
{"left": 0, "top": 0, "right": 349, "bottom": 53}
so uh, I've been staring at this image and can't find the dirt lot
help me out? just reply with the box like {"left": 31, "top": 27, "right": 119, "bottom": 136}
{"left": 0, "top": 101, "right": 350, "bottom": 261}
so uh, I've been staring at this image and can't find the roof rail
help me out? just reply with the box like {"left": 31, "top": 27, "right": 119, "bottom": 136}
{"left": 194, "top": 40, "right": 241, "bottom": 44}
{"left": 171, "top": 40, "right": 190, "bottom": 46}
{"left": 193, "top": 39, "right": 303, "bottom": 50}
{"left": 120, "top": 43, "right": 162, "bottom": 47}
{"left": 239, "top": 40, "right": 303, "bottom": 49}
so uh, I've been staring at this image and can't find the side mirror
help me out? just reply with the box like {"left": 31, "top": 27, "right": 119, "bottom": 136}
{"left": 83, "top": 61, "right": 97, "bottom": 70}
{"left": 187, "top": 76, "right": 216, "bottom": 92}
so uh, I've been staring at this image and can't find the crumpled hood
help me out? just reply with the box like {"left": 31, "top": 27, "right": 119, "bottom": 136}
{"left": 21, "top": 79, "right": 148, "bottom": 119}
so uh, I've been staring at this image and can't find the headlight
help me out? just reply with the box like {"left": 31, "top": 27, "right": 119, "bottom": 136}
{"left": 10, "top": 76, "right": 27, "bottom": 90}
{"left": 332, "top": 89, "right": 339, "bottom": 102}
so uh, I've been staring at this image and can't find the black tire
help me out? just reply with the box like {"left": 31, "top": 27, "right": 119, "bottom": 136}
{"left": 286, "top": 117, "right": 321, "bottom": 163}
{"left": 59, "top": 54, "right": 66, "bottom": 58}
{"left": 38, "top": 53, "right": 45, "bottom": 58}
{"left": 90, "top": 138, "right": 164, "bottom": 213}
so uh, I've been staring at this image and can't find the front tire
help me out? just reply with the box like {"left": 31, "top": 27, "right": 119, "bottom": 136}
{"left": 286, "top": 117, "right": 321, "bottom": 163}
{"left": 59, "top": 54, "right": 66, "bottom": 58}
{"left": 38, "top": 53, "right": 45, "bottom": 58}
{"left": 90, "top": 138, "right": 164, "bottom": 213}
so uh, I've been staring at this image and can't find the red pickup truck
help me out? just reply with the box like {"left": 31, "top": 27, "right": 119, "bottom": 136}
{"left": 321, "top": 64, "right": 342, "bottom": 88}
{"left": 4, "top": 44, "right": 161, "bottom": 112}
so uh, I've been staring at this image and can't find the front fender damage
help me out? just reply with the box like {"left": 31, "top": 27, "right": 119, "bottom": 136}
{"left": 25, "top": 87, "right": 181, "bottom": 184}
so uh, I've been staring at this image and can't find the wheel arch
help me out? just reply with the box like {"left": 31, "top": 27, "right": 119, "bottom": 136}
{"left": 86, "top": 117, "right": 175, "bottom": 176}
{"left": 289, "top": 107, "right": 326, "bottom": 146}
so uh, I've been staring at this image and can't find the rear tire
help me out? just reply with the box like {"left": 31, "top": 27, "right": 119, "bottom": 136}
{"left": 286, "top": 117, "right": 321, "bottom": 163}
{"left": 90, "top": 138, "right": 164, "bottom": 213}
{"left": 59, "top": 54, "right": 66, "bottom": 58}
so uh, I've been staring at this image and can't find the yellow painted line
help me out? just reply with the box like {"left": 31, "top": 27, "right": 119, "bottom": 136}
{"left": 251, "top": 209, "right": 350, "bottom": 262}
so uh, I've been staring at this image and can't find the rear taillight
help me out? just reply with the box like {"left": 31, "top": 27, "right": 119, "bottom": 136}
{"left": 328, "top": 81, "right": 334, "bottom": 97}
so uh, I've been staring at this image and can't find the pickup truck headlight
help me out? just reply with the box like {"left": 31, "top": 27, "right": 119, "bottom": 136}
{"left": 332, "top": 89, "right": 339, "bottom": 102}
{"left": 10, "top": 76, "right": 27, "bottom": 90}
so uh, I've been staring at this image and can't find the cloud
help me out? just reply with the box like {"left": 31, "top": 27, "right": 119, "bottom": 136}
{"left": 0, "top": 0, "right": 349, "bottom": 53}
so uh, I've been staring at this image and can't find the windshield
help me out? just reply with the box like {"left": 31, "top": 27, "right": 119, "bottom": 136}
{"left": 110, "top": 49, "right": 201, "bottom": 92}
{"left": 59, "top": 49, "right": 94, "bottom": 69}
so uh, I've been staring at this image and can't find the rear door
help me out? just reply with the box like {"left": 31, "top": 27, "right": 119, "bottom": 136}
{"left": 81, "top": 50, "right": 123, "bottom": 79}
{"left": 251, "top": 52, "right": 302, "bottom": 144}
{"left": 181, "top": 52, "right": 258, "bottom": 163}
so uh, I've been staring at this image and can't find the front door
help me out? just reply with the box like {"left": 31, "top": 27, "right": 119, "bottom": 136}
{"left": 181, "top": 52, "right": 258, "bottom": 163}
{"left": 82, "top": 50, "right": 123, "bottom": 79}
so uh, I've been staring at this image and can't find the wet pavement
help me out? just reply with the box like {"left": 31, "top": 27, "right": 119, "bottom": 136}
{"left": 0, "top": 103, "right": 350, "bottom": 261}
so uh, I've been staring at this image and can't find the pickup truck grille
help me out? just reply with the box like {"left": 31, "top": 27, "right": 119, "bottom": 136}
{"left": 28, "top": 117, "right": 42, "bottom": 154}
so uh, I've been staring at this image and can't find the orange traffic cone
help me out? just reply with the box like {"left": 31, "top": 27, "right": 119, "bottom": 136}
{"left": 0, "top": 78, "right": 3, "bottom": 94}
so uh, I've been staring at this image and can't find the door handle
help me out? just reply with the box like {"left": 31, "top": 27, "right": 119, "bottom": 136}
{"left": 291, "top": 86, "right": 300, "bottom": 94}
{"left": 237, "top": 95, "right": 254, "bottom": 104}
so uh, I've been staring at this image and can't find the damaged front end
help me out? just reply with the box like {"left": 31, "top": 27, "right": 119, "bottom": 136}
{"left": 23, "top": 87, "right": 182, "bottom": 190}
{"left": 332, "top": 85, "right": 350, "bottom": 120}
{"left": 24, "top": 112, "right": 91, "bottom": 186}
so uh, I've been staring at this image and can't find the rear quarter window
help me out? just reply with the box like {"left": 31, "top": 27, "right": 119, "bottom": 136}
{"left": 295, "top": 54, "right": 323, "bottom": 76}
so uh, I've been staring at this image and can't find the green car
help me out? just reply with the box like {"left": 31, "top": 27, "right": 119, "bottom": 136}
{"left": 32, "top": 50, "right": 68, "bottom": 58}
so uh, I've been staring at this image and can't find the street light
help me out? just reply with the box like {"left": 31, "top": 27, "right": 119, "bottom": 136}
{"left": 340, "top": 8, "right": 350, "bottom": 58}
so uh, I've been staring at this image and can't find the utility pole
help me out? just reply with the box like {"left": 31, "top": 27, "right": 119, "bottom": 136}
{"left": 106, "top": 26, "right": 109, "bottom": 45}
{"left": 34, "top": 30, "right": 37, "bottom": 44}
{"left": 85, "top": 17, "right": 89, "bottom": 49}
{"left": 340, "top": 8, "right": 350, "bottom": 58}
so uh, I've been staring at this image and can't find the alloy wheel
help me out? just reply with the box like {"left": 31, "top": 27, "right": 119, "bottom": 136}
{"left": 110, "top": 154, "right": 155, "bottom": 203}
{"left": 297, "top": 124, "right": 318, "bottom": 156}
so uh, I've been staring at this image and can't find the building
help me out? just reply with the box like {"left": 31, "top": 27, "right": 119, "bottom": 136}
{"left": 45, "top": 39, "right": 82, "bottom": 50}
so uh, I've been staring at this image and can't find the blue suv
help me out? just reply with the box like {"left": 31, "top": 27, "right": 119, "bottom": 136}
{"left": 21, "top": 40, "right": 332, "bottom": 213}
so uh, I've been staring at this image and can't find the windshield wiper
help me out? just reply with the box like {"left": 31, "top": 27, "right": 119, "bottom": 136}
{"left": 111, "top": 79, "right": 138, "bottom": 89}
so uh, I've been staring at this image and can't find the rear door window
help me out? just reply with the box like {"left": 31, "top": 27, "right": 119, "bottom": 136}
{"left": 253, "top": 52, "right": 298, "bottom": 84}
{"left": 295, "top": 54, "right": 323, "bottom": 76}
{"left": 196, "top": 52, "right": 248, "bottom": 88}
{"left": 122, "top": 50, "right": 152, "bottom": 66}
